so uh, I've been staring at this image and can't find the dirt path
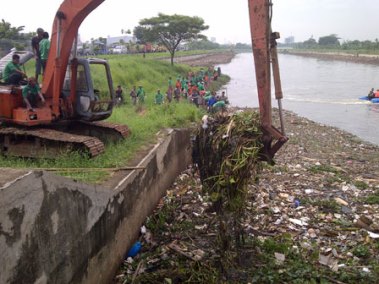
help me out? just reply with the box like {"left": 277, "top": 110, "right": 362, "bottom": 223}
{"left": 163, "top": 51, "right": 235, "bottom": 67}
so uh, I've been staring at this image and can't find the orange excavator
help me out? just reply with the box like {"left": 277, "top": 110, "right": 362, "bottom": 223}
{"left": 0, "top": 0, "right": 128, "bottom": 158}
{"left": 0, "top": 0, "right": 285, "bottom": 159}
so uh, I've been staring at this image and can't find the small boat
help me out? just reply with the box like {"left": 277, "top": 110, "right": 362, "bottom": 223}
{"left": 360, "top": 89, "right": 379, "bottom": 103}
{"left": 359, "top": 96, "right": 379, "bottom": 103}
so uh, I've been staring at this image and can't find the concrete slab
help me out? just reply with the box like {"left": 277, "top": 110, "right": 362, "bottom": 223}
{"left": 0, "top": 128, "right": 192, "bottom": 284}
{"left": 0, "top": 168, "right": 31, "bottom": 190}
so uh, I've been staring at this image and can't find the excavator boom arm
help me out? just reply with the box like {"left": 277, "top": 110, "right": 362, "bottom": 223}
{"left": 42, "top": 0, "right": 105, "bottom": 117}
{"left": 248, "top": 0, "right": 288, "bottom": 160}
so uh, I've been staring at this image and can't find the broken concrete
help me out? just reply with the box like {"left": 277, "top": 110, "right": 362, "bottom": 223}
{"left": 0, "top": 128, "right": 192, "bottom": 284}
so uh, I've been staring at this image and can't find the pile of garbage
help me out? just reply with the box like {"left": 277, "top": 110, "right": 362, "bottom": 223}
{"left": 115, "top": 109, "right": 379, "bottom": 283}
{"left": 193, "top": 110, "right": 263, "bottom": 210}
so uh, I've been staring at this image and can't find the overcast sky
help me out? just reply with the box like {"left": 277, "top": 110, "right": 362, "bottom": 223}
{"left": 1, "top": 0, "right": 378, "bottom": 44}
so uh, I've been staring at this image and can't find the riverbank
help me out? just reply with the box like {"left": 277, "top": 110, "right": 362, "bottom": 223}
{"left": 114, "top": 50, "right": 379, "bottom": 282}
{"left": 115, "top": 108, "right": 379, "bottom": 283}
{"left": 157, "top": 50, "right": 236, "bottom": 67}
{"left": 168, "top": 50, "right": 235, "bottom": 67}
{"left": 281, "top": 49, "right": 379, "bottom": 65}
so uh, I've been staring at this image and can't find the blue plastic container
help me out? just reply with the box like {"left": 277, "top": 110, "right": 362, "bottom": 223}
{"left": 126, "top": 241, "right": 142, "bottom": 258}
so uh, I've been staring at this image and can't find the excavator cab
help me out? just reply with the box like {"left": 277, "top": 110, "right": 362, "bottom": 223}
{"left": 62, "top": 57, "right": 115, "bottom": 121}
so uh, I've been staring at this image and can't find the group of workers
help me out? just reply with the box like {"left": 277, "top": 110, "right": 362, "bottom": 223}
{"left": 114, "top": 66, "right": 228, "bottom": 113}
{"left": 114, "top": 85, "right": 147, "bottom": 106}
{"left": 152, "top": 67, "right": 228, "bottom": 112}
{"left": 1, "top": 28, "right": 50, "bottom": 111}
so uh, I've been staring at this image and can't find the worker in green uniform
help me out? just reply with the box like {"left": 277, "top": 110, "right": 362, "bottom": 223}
{"left": 22, "top": 77, "right": 45, "bottom": 111}
{"left": 3, "top": 54, "right": 27, "bottom": 85}
{"left": 39, "top": 32, "right": 50, "bottom": 75}
{"left": 212, "top": 99, "right": 226, "bottom": 113}
{"left": 155, "top": 89, "right": 164, "bottom": 104}
{"left": 137, "top": 85, "right": 145, "bottom": 103}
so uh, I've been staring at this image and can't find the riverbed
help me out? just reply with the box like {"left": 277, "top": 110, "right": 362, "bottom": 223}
{"left": 218, "top": 52, "right": 379, "bottom": 145}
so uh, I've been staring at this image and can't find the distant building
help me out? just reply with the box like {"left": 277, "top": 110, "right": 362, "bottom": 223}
{"left": 284, "top": 36, "right": 295, "bottom": 45}
{"left": 107, "top": 35, "right": 135, "bottom": 47}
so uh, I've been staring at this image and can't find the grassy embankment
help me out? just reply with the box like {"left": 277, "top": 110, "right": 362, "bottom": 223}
{"left": 282, "top": 48, "right": 379, "bottom": 55}
{"left": 0, "top": 51, "right": 229, "bottom": 183}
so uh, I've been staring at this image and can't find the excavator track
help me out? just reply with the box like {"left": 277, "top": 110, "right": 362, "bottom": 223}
{"left": 71, "top": 121, "right": 130, "bottom": 143}
{"left": 0, "top": 121, "right": 129, "bottom": 158}
{"left": 46, "top": 120, "right": 130, "bottom": 144}
{"left": 0, "top": 127, "right": 105, "bottom": 158}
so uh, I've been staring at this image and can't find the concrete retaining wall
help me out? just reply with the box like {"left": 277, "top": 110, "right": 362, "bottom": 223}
{"left": 0, "top": 128, "right": 192, "bottom": 284}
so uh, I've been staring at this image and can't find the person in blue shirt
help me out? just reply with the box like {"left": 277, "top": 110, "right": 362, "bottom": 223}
{"left": 207, "top": 92, "right": 217, "bottom": 112}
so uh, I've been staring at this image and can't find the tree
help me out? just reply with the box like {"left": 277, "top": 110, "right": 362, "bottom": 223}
{"left": 0, "top": 19, "right": 25, "bottom": 39}
{"left": 318, "top": 34, "right": 340, "bottom": 46}
{"left": 0, "top": 19, "right": 33, "bottom": 56}
{"left": 121, "top": 29, "right": 131, "bottom": 35}
{"left": 133, "top": 26, "right": 146, "bottom": 44}
{"left": 303, "top": 37, "right": 317, "bottom": 48}
{"left": 235, "top": 42, "right": 251, "bottom": 50}
{"left": 134, "top": 13, "right": 209, "bottom": 65}
{"left": 186, "top": 39, "right": 220, "bottom": 50}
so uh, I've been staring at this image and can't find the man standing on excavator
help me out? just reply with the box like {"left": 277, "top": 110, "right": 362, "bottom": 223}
{"left": 31, "top": 28, "right": 44, "bottom": 82}
{"left": 39, "top": 32, "right": 50, "bottom": 76}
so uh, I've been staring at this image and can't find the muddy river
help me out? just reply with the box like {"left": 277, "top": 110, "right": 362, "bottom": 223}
{"left": 218, "top": 53, "right": 379, "bottom": 145}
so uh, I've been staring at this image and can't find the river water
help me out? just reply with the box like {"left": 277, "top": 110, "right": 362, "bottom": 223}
{"left": 218, "top": 53, "right": 379, "bottom": 146}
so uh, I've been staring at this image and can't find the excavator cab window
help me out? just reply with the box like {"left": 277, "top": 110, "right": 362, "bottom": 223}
{"left": 76, "top": 66, "right": 88, "bottom": 92}
{"left": 60, "top": 58, "right": 114, "bottom": 120}
{"left": 62, "top": 64, "right": 88, "bottom": 93}
{"left": 88, "top": 63, "right": 111, "bottom": 102}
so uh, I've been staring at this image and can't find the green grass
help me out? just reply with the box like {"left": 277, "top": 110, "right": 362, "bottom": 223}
{"left": 364, "top": 189, "right": 379, "bottom": 205}
{"left": 2, "top": 52, "right": 232, "bottom": 183}
{"left": 308, "top": 165, "right": 340, "bottom": 174}
{"left": 286, "top": 48, "right": 379, "bottom": 55}
{"left": 0, "top": 101, "right": 204, "bottom": 183}
{"left": 354, "top": 180, "right": 369, "bottom": 190}
{"left": 308, "top": 164, "right": 351, "bottom": 185}
{"left": 136, "top": 49, "right": 224, "bottom": 60}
